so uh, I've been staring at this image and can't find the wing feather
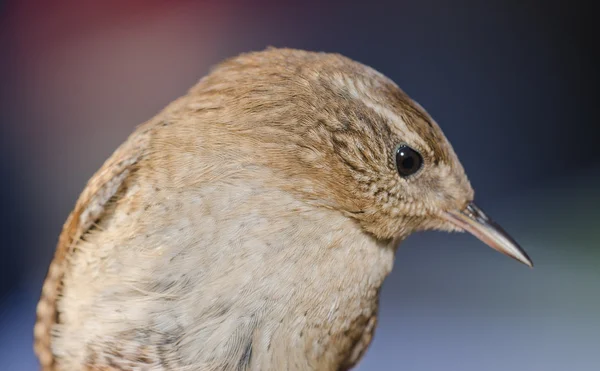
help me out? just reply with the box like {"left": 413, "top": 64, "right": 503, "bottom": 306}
{"left": 34, "top": 123, "right": 153, "bottom": 370}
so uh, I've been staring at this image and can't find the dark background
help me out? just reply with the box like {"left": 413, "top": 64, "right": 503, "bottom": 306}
{"left": 1, "top": 1, "right": 598, "bottom": 369}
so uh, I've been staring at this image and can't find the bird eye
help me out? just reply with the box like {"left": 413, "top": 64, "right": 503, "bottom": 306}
{"left": 395, "top": 145, "right": 423, "bottom": 177}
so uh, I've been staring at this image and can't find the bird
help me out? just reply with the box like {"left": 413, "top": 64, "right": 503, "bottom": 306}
{"left": 34, "top": 48, "right": 532, "bottom": 371}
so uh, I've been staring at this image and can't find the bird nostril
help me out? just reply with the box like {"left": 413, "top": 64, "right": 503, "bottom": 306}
{"left": 461, "top": 199, "right": 474, "bottom": 213}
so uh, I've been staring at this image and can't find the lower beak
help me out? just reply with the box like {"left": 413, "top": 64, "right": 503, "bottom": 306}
{"left": 442, "top": 202, "right": 533, "bottom": 267}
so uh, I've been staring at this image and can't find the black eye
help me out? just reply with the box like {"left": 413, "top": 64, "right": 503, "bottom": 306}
{"left": 395, "top": 145, "right": 423, "bottom": 177}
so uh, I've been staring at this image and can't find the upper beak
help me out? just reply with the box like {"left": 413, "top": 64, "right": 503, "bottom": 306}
{"left": 442, "top": 202, "right": 533, "bottom": 267}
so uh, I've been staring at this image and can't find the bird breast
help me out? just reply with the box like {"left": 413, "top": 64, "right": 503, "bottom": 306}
{"left": 53, "top": 166, "right": 395, "bottom": 370}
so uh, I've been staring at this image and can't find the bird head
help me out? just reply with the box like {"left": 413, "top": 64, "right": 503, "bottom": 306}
{"left": 190, "top": 48, "right": 532, "bottom": 267}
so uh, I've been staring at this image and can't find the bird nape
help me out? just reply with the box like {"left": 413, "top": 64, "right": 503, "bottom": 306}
{"left": 34, "top": 48, "right": 532, "bottom": 371}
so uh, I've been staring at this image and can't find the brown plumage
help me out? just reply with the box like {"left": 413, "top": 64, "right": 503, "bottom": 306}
{"left": 34, "top": 48, "right": 531, "bottom": 371}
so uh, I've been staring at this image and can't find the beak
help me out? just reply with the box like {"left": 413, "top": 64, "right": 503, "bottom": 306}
{"left": 442, "top": 202, "right": 533, "bottom": 267}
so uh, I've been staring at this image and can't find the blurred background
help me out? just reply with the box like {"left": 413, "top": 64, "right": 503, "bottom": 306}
{"left": 0, "top": 0, "right": 598, "bottom": 370}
